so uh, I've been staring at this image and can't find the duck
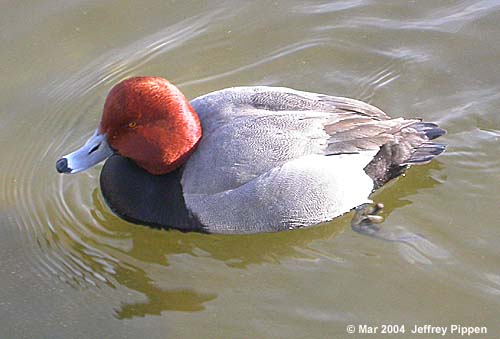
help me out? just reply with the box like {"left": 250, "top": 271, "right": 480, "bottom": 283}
{"left": 56, "top": 76, "right": 445, "bottom": 234}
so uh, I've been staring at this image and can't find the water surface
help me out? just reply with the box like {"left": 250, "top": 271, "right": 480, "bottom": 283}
{"left": 1, "top": 0, "right": 499, "bottom": 338}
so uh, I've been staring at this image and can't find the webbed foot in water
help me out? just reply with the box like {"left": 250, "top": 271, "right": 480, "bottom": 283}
{"left": 351, "top": 202, "right": 384, "bottom": 236}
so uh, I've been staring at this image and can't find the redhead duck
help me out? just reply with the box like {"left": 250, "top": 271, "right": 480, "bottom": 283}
{"left": 56, "top": 77, "right": 445, "bottom": 234}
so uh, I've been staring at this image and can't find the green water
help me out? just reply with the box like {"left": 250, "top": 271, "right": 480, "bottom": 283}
{"left": 1, "top": 1, "right": 499, "bottom": 338}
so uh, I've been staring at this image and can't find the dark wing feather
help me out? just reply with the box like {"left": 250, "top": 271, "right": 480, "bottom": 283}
{"left": 324, "top": 117, "right": 418, "bottom": 154}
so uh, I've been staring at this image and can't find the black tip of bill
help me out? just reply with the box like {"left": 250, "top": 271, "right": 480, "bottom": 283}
{"left": 56, "top": 158, "right": 71, "bottom": 173}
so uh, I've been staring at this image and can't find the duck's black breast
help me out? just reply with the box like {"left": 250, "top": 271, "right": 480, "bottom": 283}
{"left": 99, "top": 155, "right": 204, "bottom": 232}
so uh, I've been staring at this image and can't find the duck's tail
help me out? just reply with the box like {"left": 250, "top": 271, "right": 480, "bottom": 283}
{"left": 364, "top": 121, "right": 446, "bottom": 189}
{"left": 405, "top": 122, "right": 446, "bottom": 164}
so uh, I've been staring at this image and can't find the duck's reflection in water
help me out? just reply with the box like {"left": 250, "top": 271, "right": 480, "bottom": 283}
{"left": 111, "top": 263, "right": 217, "bottom": 319}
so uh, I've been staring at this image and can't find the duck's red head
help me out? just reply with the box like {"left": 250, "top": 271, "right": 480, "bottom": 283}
{"left": 98, "top": 77, "right": 202, "bottom": 175}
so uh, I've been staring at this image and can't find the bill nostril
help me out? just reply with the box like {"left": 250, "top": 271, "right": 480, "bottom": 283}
{"left": 88, "top": 142, "right": 101, "bottom": 155}
{"left": 56, "top": 158, "right": 71, "bottom": 173}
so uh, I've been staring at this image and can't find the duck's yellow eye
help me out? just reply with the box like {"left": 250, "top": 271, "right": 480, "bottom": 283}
{"left": 128, "top": 122, "right": 137, "bottom": 129}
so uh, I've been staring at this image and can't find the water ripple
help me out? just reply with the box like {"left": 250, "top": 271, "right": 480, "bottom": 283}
{"left": 350, "top": 0, "right": 500, "bottom": 33}
{"left": 353, "top": 60, "right": 401, "bottom": 102}
{"left": 295, "top": 0, "right": 368, "bottom": 14}
{"left": 46, "top": 11, "right": 218, "bottom": 100}
{"left": 179, "top": 37, "right": 332, "bottom": 87}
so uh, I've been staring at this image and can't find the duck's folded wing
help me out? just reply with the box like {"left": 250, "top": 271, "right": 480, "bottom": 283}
{"left": 187, "top": 87, "right": 392, "bottom": 192}
{"left": 209, "top": 86, "right": 445, "bottom": 169}
{"left": 190, "top": 86, "right": 426, "bottom": 155}
{"left": 187, "top": 86, "right": 445, "bottom": 194}
{"left": 324, "top": 117, "right": 418, "bottom": 154}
